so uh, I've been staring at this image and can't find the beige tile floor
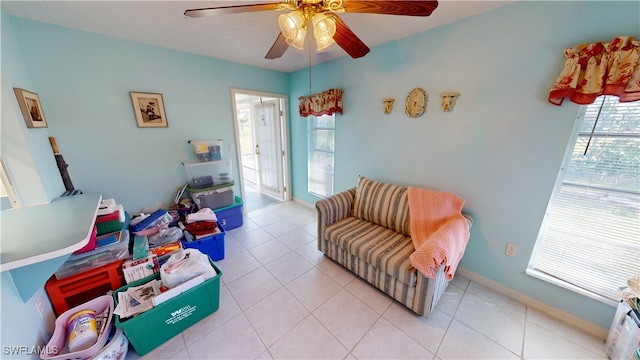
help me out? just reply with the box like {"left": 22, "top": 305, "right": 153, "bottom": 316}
{"left": 128, "top": 200, "right": 607, "bottom": 359}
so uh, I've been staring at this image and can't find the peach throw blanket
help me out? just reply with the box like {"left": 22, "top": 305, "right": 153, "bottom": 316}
{"left": 408, "top": 187, "right": 470, "bottom": 280}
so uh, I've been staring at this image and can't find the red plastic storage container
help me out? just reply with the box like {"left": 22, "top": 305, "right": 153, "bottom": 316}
{"left": 45, "top": 260, "right": 125, "bottom": 316}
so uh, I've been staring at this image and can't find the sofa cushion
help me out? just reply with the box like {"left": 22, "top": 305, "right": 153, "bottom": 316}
{"left": 323, "top": 216, "right": 417, "bottom": 286}
{"left": 353, "top": 176, "right": 411, "bottom": 236}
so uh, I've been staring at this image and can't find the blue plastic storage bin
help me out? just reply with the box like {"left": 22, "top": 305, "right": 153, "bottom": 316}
{"left": 182, "top": 225, "right": 225, "bottom": 261}
{"left": 214, "top": 197, "right": 244, "bottom": 230}
{"left": 129, "top": 209, "right": 168, "bottom": 233}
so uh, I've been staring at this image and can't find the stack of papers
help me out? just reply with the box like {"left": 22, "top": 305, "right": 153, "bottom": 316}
{"left": 114, "top": 280, "right": 161, "bottom": 318}
{"left": 114, "top": 275, "right": 205, "bottom": 318}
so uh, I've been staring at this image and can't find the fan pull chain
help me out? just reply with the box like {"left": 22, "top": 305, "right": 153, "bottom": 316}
{"left": 308, "top": 29, "right": 312, "bottom": 95}
{"left": 583, "top": 96, "right": 606, "bottom": 155}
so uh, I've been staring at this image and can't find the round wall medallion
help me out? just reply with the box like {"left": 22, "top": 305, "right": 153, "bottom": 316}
{"left": 405, "top": 87, "right": 427, "bottom": 118}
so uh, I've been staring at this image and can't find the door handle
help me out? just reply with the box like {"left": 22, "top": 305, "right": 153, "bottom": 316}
{"left": 255, "top": 145, "right": 260, "bottom": 155}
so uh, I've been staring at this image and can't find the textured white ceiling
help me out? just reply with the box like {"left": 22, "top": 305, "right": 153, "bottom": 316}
{"left": 1, "top": 1, "right": 514, "bottom": 73}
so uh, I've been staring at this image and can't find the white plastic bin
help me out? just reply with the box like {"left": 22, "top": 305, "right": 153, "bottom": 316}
{"left": 605, "top": 300, "right": 640, "bottom": 360}
{"left": 183, "top": 159, "right": 233, "bottom": 189}
{"left": 191, "top": 140, "right": 223, "bottom": 162}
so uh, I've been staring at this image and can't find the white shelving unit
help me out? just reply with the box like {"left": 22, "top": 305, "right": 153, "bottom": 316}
{"left": 1, "top": 193, "right": 101, "bottom": 301}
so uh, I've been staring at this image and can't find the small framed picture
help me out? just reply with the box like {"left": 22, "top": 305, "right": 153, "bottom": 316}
{"left": 130, "top": 92, "right": 168, "bottom": 128}
{"left": 14, "top": 88, "right": 47, "bottom": 128}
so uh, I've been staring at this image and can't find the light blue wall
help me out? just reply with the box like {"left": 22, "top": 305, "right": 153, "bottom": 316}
{"left": 0, "top": 13, "right": 289, "bottom": 356}
{"left": 1, "top": 2, "right": 637, "bottom": 352}
{"left": 6, "top": 16, "right": 289, "bottom": 214}
{"left": 289, "top": 1, "right": 639, "bottom": 329}
{"left": 1, "top": 14, "right": 63, "bottom": 205}
{"left": 0, "top": 13, "right": 60, "bottom": 357}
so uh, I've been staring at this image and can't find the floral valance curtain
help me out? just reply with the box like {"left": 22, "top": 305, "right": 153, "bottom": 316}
{"left": 298, "top": 88, "right": 343, "bottom": 117}
{"left": 548, "top": 36, "right": 640, "bottom": 106}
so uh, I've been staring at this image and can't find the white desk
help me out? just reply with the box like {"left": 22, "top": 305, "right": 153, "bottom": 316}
{"left": 1, "top": 194, "right": 101, "bottom": 301}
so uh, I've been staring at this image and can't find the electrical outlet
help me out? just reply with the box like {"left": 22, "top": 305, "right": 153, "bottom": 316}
{"left": 34, "top": 297, "right": 45, "bottom": 318}
{"left": 505, "top": 243, "right": 518, "bottom": 257}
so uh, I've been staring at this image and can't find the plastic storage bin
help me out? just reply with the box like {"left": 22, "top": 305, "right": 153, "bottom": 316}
{"left": 214, "top": 197, "right": 244, "bottom": 230}
{"left": 187, "top": 182, "right": 234, "bottom": 210}
{"left": 183, "top": 159, "right": 233, "bottom": 189}
{"left": 113, "top": 260, "right": 222, "bottom": 356}
{"left": 182, "top": 225, "right": 225, "bottom": 261}
{"left": 41, "top": 295, "right": 114, "bottom": 360}
{"left": 605, "top": 300, "right": 640, "bottom": 360}
{"left": 95, "top": 211, "right": 122, "bottom": 236}
{"left": 46, "top": 259, "right": 125, "bottom": 316}
{"left": 191, "top": 140, "right": 223, "bottom": 162}
{"left": 54, "top": 230, "right": 130, "bottom": 280}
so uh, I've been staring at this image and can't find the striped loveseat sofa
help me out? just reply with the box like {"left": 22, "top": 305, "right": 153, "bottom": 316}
{"left": 316, "top": 176, "right": 472, "bottom": 317}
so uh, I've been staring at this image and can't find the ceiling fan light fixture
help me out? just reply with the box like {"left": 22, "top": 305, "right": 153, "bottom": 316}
{"left": 312, "top": 13, "right": 336, "bottom": 51}
{"left": 287, "top": 26, "right": 307, "bottom": 50}
{"left": 278, "top": 11, "right": 306, "bottom": 41}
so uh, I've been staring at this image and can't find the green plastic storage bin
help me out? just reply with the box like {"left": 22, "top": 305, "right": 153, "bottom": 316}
{"left": 113, "top": 260, "right": 222, "bottom": 356}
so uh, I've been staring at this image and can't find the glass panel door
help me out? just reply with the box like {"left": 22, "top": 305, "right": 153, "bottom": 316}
{"left": 253, "top": 99, "right": 284, "bottom": 200}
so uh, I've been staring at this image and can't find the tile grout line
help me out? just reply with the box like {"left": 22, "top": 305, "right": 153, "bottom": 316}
{"left": 431, "top": 280, "right": 468, "bottom": 358}
{"left": 521, "top": 306, "right": 529, "bottom": 359}
{"left": 255, "top": 202, "right": 438, "bottom": 359}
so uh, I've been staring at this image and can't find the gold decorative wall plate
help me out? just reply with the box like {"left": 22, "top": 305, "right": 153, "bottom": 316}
{"left": 405, "top": 87, "right": 427, "bottom": 118}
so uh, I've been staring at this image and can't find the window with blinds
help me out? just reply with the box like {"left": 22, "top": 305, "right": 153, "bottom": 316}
{"left": 528, "top": 96, "right": 640, "bottom": 303}
{"left": 308, "top": 114, "right": 335, "bottom": 198}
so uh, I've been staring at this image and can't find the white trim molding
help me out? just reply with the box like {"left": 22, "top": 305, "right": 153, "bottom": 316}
{"left": 456, "top": 267, "right": 609, "bottom": 340}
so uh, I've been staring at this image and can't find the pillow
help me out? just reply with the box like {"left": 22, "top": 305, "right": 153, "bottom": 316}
{"left": 353, "top": 176, "right": 410, "bottom": 236}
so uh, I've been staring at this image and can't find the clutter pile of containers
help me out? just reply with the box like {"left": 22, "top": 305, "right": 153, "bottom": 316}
{"left": 40, "top": 140, "right": 245, "bottom": 358}
{"left": 183, "top": 139, "right": 239, "bottom": 218}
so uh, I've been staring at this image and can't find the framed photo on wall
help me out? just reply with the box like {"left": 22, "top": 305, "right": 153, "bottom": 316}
{"left": 130, "top": 92, "right": 168, "bottom": 128}
{"left": 13, "top": 88, "right": 47, "bottom": 128}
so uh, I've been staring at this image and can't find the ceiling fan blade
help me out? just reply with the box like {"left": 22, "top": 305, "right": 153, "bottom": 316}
{"left": 185, "top": 3, "right": 277, "bottom": 18}
{"left": 342, "top": 1, "right": 438, "bottom": 16}
{"left": 265, "top": 32, "right": 289, "bottom": 59}
{"left": 329, "top": 15, "right": 370, "bottom": 59}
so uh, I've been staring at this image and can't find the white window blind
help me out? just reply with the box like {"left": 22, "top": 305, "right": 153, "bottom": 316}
{"left": 308, "top": 115, "right": 335, "bottom": 197}
{"left": 528, "top": 96, "right": 640, "bottom": 302}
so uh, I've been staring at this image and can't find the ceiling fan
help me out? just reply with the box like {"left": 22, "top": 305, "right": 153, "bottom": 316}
{"left": 184, "top": 0, "right": 439, "bottom": 60}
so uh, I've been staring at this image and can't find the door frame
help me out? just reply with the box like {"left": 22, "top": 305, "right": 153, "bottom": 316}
{"left": 230, "top": 88, "right": 291, "bottom": 206}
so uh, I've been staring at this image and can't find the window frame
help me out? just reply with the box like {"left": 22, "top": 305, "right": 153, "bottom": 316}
{"left": 527, "top": 96, "right": 640, "bottom": 305}
{"left": 308, "top": 114, "right": 335, "bottom": 198}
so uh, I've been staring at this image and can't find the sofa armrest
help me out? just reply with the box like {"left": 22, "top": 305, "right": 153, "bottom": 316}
{"left": 315, "top": 188, "right": 356, "bottom": 228}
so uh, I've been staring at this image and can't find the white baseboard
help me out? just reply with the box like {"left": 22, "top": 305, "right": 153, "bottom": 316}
{"left": 291, "top": 197, "right": 315, "bottom": 209}
{"left": 456, "top": 267, "right": 609, "bottom": 340}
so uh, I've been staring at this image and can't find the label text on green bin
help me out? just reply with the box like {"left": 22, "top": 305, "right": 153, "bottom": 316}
{"left": 166, "top": 305, "right": 196, "bottom": 325}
